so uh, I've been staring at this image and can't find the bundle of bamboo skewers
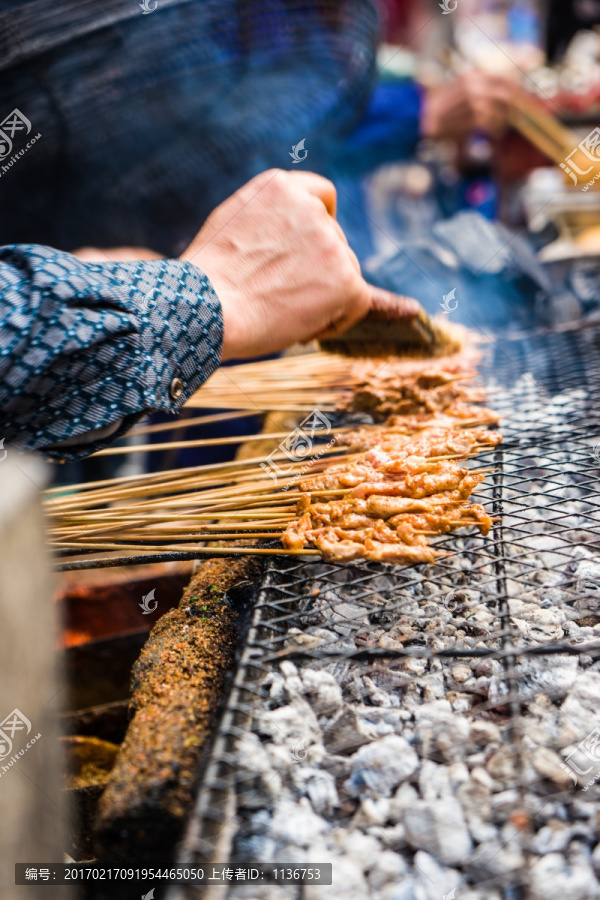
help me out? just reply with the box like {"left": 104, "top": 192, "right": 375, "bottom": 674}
{"left": 48, "top": 343, "right": 501, "bottom": 570}
{"left": 48, "top": 438, "right": 345, "bottom": 558}
{"left": 48, "top": 427, "right": 496, "bottom": 564}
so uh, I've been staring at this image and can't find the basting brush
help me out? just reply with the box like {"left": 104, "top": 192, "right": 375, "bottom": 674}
{"left": 320, "top": 286, "right": 461, "bottom": 357}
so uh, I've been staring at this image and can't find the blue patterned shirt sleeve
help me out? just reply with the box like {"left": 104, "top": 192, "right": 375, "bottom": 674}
{"left": 0, "top": 244, "right": 223, "bottom": 458}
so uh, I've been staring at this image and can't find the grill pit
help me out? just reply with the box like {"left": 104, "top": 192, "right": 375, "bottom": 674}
{"left": 169, "top": 326, "right": 600, "bottom": 900}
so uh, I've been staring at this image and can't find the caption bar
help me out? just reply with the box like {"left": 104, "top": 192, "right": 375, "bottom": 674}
{"left": 16, "top": 864, "right": 333, "bottom": 885}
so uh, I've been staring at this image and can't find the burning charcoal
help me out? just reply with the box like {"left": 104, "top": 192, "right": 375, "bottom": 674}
{"left": 255, "top": 696, "right": 320, "bottom": 747}
{"left": 529, "top": 847, "right": 598, "bottom": 900}
{"left": 529, "top": 746, "right": 576, "bottom": 790}
{"left": 356, "top": 705, "right": 410, "bottom": 738}
{"left": 330, "top": 829, "right": 383, "bottom": 868}
{"left": 465, "top": 838, "right": 523, "bottom": 880}
{"left": 404, "top": 798, "right": 473, "bottom": 865}
{"left": 510, "top": 598, "right": 566, "bottom": 642}
{"left": 292, "top": 767, "right": 339, "bottom": 816}
{"left": 531, "top": 822, "right": 574, "bottom": 855}
{"left": 352, "top": 795, "right": 391, "bottom": 827}
{"left": 559, "top": 671, "right": 600, "bottom": 742}
{"left": 469, "top": 720, "right": 502, "bottom": 746}
{"left": 365, "top": 824, "right": 407, "bottom": 854}
{"left": 367, "top": 849, "right": 408, "bottom": 890}
{"left": 268, "top": 797, "right": 329, "bottom": 845}
{"left": 362, "top": 675, "right": 394, "bottom": 707}
{"left": 181, "top": 367, "right": 600, "bottom": 896}
{"left": 300, "top": 667, "right": 343, "bottom": 716}
{"left": 311, "top": 592, "right": 369, "bottom": 636}
{"left": 323, "top": 706, "right": 376, "bottom": 754}
{"left": 514, "top": 655, "right": 579, "bottom": 702}
{"left": 413, "top": 700, "right": 470, "bottom": 762}
{"left": 304, "top": 858, "right": 368, "bottom": 900}
{"left": 413, "top": 850, "right": 461, "bottom": 900}
{"left": 345, "top": 734, "right": 419, "bottom": 798}
{"left": 236, "top": 733, "right": 282, "bottom": 810}
{"left": 592, "top": 842, "right": 600, "bottom": 876}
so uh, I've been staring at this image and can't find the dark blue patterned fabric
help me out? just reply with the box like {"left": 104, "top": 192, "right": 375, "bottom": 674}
{"left": 0, "top": 245, "right": 223, "bottom": 457}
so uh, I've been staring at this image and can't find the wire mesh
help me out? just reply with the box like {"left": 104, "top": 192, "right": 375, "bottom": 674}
{"left": 171, "top": 324, "right": 600, "bottom": 900}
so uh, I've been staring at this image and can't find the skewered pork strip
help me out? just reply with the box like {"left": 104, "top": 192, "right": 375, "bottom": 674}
{"left": 284, "top": 451, "right": 497, "bottom": 562}
{"left": 282, "top": 350, "right": 500, "bottom": 564}
{"left": 339, "top": 421, "right": 501, "bottom": 453}
{"left": 345, "top": 366, "right": 489, "bottom": 419}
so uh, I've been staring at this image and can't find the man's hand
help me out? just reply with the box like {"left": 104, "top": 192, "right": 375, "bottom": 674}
{"left": 421, "top": 73, "right": 519, "bottom": 141}
{"left": 181, "top": 169, "right": 371, "bottom": 360}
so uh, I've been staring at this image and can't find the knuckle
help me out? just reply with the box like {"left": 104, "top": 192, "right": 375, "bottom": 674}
{"left": 263, "top": 171, "right": 292, "bottom": 201}
{"left": 319, "top": 231, "right": 346, "bottom": 267}
{"left": 251, "top": 169, "right": 285, "bottom": 194}
{"left": 338, "top": 259, "right": 361, "bottom": 294}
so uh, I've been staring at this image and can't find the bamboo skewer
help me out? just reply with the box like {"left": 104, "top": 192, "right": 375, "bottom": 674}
{"left": 47, "top": 449, "right": 351, "bottom": 511}
{"left": 54, "top": 511, "right": 296, "bottom": 524}
{"left": 51, "top": 533, "right": 287, "bottom": 546}
{"left": 50, "top": 524, "right": 294, "bottom": 540}
{"left": 54, "top": 547, "right": 320, "bottom": 566}
{"left": 46, "top": 442, "right": 350, "bottom": 498}
{"left": 128, "top": 409, "right": 260, "bottom": 438}
{"left": 52, "top": 541, "right": 303, "bottom": 554}
{"left": 91, "top": 427, "right": 347, "bottom": 457}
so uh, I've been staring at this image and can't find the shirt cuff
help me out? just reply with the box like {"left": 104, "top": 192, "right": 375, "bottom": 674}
{"left": 44, "top": 257, "right": 223, "bottom": 458}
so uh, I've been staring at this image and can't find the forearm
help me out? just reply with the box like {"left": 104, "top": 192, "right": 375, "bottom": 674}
{"left": 0, "top": 245, "right": 223, "bottom": 458}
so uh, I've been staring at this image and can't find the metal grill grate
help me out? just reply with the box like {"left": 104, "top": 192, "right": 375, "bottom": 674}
{"left": 171, "top": 324, "right": 600, "bottom": 900}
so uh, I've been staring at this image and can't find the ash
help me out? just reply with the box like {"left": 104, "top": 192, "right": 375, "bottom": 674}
{"left": 218, "top": 372, "right": 600, "bottom": 899}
